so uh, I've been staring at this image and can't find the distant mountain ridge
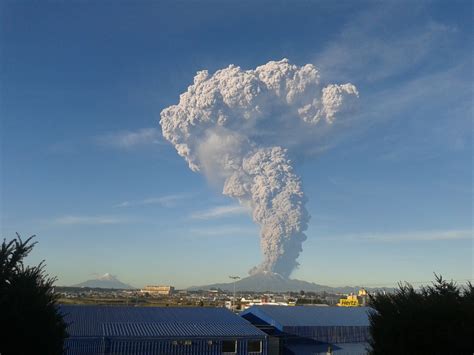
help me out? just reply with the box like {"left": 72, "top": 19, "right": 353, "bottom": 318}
{"left": 188, "top": 271, "right": 391, "bottom": 293}
{"left": 71, "top": 273, "right": 134, "bottom": 289}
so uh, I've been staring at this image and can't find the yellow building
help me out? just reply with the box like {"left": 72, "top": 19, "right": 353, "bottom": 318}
{"left": 337, "top": 289, "right": 368, "bottom": 307}
{"left": 338, "top": 294, "right": 359, "bottom": 307}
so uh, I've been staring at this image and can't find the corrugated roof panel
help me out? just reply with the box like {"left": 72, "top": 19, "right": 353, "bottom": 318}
{"left": 102, "top": 322, "right": 264, "bottom": 337}
{"left": 61, "top": 306, "right": 265, "bottom": 338}
{"left": 241, "top": 306, "right": 372, "bottom": 327}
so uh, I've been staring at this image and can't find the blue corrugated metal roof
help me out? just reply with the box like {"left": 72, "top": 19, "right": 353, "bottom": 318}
{"left": 61, "top": 306, "right": 265, "bottom": 338}
{"left": 241, "top": 306, "right": 372, "bottom": 328}
{"left": 102, "top": 322, "right": 264, "bottom": 337}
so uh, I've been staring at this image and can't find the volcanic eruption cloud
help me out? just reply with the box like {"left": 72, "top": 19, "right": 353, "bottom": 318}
{"left": 160, "top": 59, "right": 358, "bottom": 278}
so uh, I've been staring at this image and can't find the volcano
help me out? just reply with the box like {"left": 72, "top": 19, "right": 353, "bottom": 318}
{"left": 71, "top": 273, "right": 134, "bottom": 289}
{"left": 189, "top": 272, "right": 345, "bottom": 293}
{"left": 189, "top": 272, "right": 392, "bottom": 293}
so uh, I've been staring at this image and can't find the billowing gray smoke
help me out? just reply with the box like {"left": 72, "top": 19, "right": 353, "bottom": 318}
{"left": 160, "top": 59, "right": 358, "bottom": 278}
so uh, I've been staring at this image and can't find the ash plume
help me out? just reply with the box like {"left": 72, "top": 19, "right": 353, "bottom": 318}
{"left": 160, "top": 59, "right": 358, "bottom": 278}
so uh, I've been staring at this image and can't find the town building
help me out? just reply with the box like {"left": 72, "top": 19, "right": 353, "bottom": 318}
{"left": 140, "top": 285, "right": 175, "bottom": 296}
{"left": 337, "top": 289, "right": 369, "bottom": 307}
{"left": 62, "top": 305, "right": 268, "bottom": 355}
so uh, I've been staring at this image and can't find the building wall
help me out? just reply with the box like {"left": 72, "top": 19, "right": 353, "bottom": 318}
{"left": 140, "top": 285, "right": 175, "bottom": 295}
{"left": 283, "top": 325, "right": 369, "bottom": 344}
{"left": 283, "top": 341, "right": 368, "bottom": 355}
{"left": 267, "top": 336, "right": 282, "bottom": 355}
{"left": 65, "top": 337, "right": 268, "bottom": 355}
{"left": 64, "top": 338, "right": 102, "bottom": 355}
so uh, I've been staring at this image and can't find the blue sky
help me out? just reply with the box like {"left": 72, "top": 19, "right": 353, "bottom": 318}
{"left": 1, "top": 0, "right": 472, "bottom": 288}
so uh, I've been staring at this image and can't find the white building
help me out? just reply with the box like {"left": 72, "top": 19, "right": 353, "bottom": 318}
{"left": 140, "top": 285, "right": 174, "bottom": 296}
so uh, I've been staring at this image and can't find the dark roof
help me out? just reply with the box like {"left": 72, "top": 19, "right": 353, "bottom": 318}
{"left": 241, "top": 306, "right": 372, "bottom": 329}
{"left": 61, "top": 306, "right": 265, "bottom": 338}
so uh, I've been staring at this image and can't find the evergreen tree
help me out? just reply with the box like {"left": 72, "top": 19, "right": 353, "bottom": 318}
{"left": 368, "top": 274, "right": 474, "bottom": 354}
{"left": 0, "top": 234, "right": 68, "bottom": 355}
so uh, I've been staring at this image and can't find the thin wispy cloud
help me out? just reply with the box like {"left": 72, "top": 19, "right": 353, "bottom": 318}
{"left": 190, "top": 204, "right": 248, "bottom": 219}
{"left": 188, "top": 225, "right": 257, "bottom": 237}
{"left": 115, "top": 194, "right": 190, "bottom": 208}
{"left": 311, "top": 3, "right": 471, "bottom": 161}
{"left": 365, "top": 62, "right": 472, "bottom": 160}
{"left": 326, "top": 229, "right": 472, "bottom": 243}
{"left": 314, "top": 4, "right": 458, "bottom": 83}
{"left": 97, "top": 128, "right": 163, "bottom": 149}
{"left": 52, "top": 215, "right": 125, "bottom": 225}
